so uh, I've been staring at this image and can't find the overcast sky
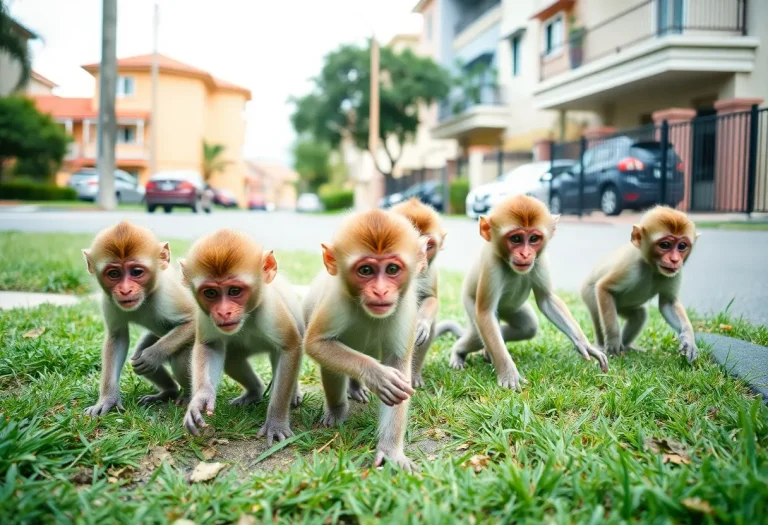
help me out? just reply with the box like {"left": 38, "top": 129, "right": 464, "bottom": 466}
{"left": 9, "top": 0, "right": 421, "bottom": 166}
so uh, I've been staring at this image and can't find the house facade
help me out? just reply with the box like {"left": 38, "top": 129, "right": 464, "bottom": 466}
{"left": 32, "top": 54, "right": 252, "bottom": 205}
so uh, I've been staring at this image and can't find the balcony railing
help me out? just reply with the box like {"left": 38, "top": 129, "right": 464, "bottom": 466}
{"left": 438, "top": 84, "right": 505, "bottom": 121}
{"left": 454, "top": 0, "right": 501, "bottom": 36}
{"left": 83, "top": 142, "right": 149, "bottom": 160}
{"left": 539, "top": 0, "right": 747, "bottom": 82}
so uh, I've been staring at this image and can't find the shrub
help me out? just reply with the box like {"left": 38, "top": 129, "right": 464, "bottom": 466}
{"left": 0, "top": 180, "right": 77, "bottom": 201}
{"left": 319, "top": 185, "right": 354, "bottom": 211}
{"left": 449, "top": 178, "right": 470, "bottom": 215}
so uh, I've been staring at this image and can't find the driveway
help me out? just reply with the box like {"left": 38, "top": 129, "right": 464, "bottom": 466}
{"left": 0, "top": 209, "right": 766, "bottom": 325}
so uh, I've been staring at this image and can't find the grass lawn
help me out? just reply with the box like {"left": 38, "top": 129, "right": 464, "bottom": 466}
{"left": 1, "top": 233, "right": 767, "bottom": 523}
{"left": 0, "top": 200, "right": 147, "bottom": 212}
{"left": 695, "top": 221, "right": 768, "bottom": 231}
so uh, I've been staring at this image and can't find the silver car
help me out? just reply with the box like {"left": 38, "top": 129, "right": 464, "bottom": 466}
{"left": 68, "top": 168, "right": 146, "bottom": 204}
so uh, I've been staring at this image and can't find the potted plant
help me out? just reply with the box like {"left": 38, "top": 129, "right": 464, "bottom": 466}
{"left": 568, "top": 16, "right": 585, "bottom": 69}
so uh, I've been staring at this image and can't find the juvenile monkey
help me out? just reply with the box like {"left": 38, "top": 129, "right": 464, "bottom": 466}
{"left": 303, "top": 209, "right": 426, "bottom": 471}
{"left": 179, "top": 229, "right": 304, "bottom": 445}
{"left": 82, "top": 221, "right": 195, "bottom": 416}
{"left": 448, "top": 195, "right": 608, "bottom": 390}
{"left": 581, "top": 206, "right": 700, "bottom": 362}
{"left": 390, "top": 198, "right": 446, "bottom": 388}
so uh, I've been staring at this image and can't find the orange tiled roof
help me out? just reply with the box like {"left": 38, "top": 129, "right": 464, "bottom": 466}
{"left": 81, "top": 53, "right": 251, "bottom": 99}
{"left": 32, "top": 95, "right": 150, "bottom": 120}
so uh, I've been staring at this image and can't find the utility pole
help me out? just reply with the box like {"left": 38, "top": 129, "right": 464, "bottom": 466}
{"left": 368, "top": 34, "right": 380, "bottom": 208}
{"left": 149, "top": 1, "right": 159, "bottom": 177}
{"left": 96, "top": 0, "right": 117, "bottom": 210}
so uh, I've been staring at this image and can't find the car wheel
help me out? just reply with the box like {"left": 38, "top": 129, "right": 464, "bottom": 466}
{"left": 600, "top": 185, "right": 623, "bottom": 216}
{"left": 115, "top": 192, "right": 121, "bottom": 204}
{"left": 549, "top": 193, "right": 562, "bottom": 215}
{"left": 164, "top": 206, "right": 172, "bottom": 213}
{"left": 147, "top": 205, "right": 156, "bottom": 213}
{"left": 191, "top": 198, "right": 201, "bottom": 214}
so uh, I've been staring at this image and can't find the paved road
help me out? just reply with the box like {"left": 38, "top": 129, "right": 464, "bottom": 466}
{"left": 1, "top": 209, "right": 766, "bottom": 325}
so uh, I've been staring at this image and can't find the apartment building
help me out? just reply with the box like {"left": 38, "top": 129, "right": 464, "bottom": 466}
{"left": 32, "top": 54, "right": 252, "bottom": 204}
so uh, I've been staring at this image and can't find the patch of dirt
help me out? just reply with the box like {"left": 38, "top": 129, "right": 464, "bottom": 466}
{"left": 210, "top": 439, "right": 299, "bottom": 475}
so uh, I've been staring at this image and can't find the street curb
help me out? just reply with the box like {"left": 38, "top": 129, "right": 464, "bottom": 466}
{"left": 697, "top": 332, "right": 768, "bottom": 403}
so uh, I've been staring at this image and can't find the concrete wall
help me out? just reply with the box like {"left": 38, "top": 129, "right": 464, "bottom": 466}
{"left": 205, "top": 90, "right": 249, "bottom": 203}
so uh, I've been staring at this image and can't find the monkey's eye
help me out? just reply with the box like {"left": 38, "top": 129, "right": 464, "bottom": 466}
{"left": 106, "top": 269, "right": 121, "bottom": 279}
{"left": 228, "top": 287, "right": 242, "bottom": 297}
{"left": 659, "top": 240, "right": 672, "bottom": 250}
{"left": 677, "top": 242, "right": 689, "bottom": 251}
{"left": 385, "top": 263, "right": 401, "bottom": 276}
{"left": 202, "top": 289, "right": 218, "bottom": 299}
{"left": 129, "top": 267, "right": 144, "bottom": 278}
{"left": 509, "top": 234, "right": 523, "bottom": 244}
{"left": 529, "top": 234, "right": 541, "bottom": 244}
{"left": 357, "top": 265, "right": 374, "bottom": 277}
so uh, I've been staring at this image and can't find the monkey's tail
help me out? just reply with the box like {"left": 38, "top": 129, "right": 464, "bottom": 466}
{"left": 435, "top": 320, "right": 465, "bottom": 339}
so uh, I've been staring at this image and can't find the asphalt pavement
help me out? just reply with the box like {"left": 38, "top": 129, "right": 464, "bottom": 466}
{"left": 0, "top": 208, "right": 766, "bottom": 325}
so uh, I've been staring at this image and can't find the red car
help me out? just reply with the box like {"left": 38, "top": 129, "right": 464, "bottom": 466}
{"left": 145, "top": 170, "right": 212, "bottom": 213}
{"left": 248, "top": 193, "right": 267, "bottom": 211}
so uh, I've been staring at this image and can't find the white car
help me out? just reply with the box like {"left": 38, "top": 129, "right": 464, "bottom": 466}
{"left": 296, "top": 193, "right": 324, "bottom": 213}
{"left": 465, "top": 160, "right": 576, "bottom": 219}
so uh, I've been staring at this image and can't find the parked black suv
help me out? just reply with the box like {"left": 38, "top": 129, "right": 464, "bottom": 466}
{"left": 548, "top": 137, "right": 685, "bottom": 216}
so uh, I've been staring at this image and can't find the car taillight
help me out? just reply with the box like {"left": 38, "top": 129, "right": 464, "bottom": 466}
{"left": 178, "top": 181, "right": 195, "bottom": 191}
{"left": 87, "top": 179, "right": 98, "bottom": 186}
{"left": 146, "top": 181, "right": 157, "bottom": 190}
{"left": 617, "top": 157, "right": 645, "bottom": 172}
{"left": 676, "top": 161, "right": 684, "bottom": 171}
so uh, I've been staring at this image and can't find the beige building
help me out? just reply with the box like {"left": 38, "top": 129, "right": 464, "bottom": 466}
{"left": 245, "top": 160, "right": 299, "bottom": 210}
{"left": 0, "top": 18, "right": 49, "bottom": 96}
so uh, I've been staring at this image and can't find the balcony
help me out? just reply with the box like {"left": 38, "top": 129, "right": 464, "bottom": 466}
{"left": 533, "top": 0, "right": 757, "bottom": 110}
{"left": 432, "top": 84, "right": 508, "bottom": 141}
{"left": 83, "top": 142, "right": 148, "bottom": 161}
{"left": 454, "top": 0, "right": 502, "bottom": 36}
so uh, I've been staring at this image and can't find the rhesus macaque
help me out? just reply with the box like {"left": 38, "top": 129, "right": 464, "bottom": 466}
{"left": 82, "top": 221, "right": 195, "bottom": 416}
{"left": 303, "top": 209, "right": 426, "bottom": 471}
{"left": 581, "top": 206, "right": 700, "bottom": 362}
{"left": 390, "top": 198, "right": 447, "bottom": 388}
{"left": 179, "top": 229, "right": 304, "bottom": 445}
{"left": 447, "top": 195, "right": 608, "bottom": 390}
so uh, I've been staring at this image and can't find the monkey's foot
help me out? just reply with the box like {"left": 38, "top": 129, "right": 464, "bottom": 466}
{"left": 258, "top": 417, "right": 294, "bottom": 446}
{"left": 496, "top": 368, "right": 526, "bottom": 391}
{"left": 229, "top": 390, "right": 264, "bottom": 407}
{"left": 138, "top": 389, "right": 179, "bottom": 406}
{"left": 348, "top": 382, "right": 371, "bottom": 403}
{"left": 374, "top": 448, "right": 416, "bottom": 473}
{"left": 678, "top": 335, "right": 699, "bottom": 363}
{"left": 604, "top": 343, "right": 623, "bottom": 357}
{"left": 291, "top": 388, "right": 304, "bottom": 408}
{"left": 175, "top": 394, "right": 190, "bottom": 407}
{"left": 411, "top": 374, "right": 425, "bottom": 388}
{"left": 625, "top": 345, "right": 648, "bottom": 353}
{"left": 449, "top": 352, "right": 467, "bottom": 370}
{"left": 83, "top": 396, "right": 124, "bottom": 417}
{"left": 320, "top": 404, "right": 349, "bottom": 427}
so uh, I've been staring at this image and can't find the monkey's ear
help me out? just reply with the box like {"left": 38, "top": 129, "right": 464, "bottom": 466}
{"left": 418, "top": 235, "right": 430, "bottom": 272}
{"left": 478, "top": 216, "right": 492, "bottom": 242}
{"left": 82, "top": 249, "right": 95, "bottom": 274}
{"left": 695, "top": 232, "right": 701, "bottom": 241}
{"left": 159, "top": 242, "right": 171, "bottom": 271}
{"left": 631, "top": 225, "right": 644, "bottom": 248}
{"left": 178, "top": 258, "right": 189, "bottom": 286}
{"left": 440, "top": 231, "right": 448, "bottom": 249}
{"left": 321, "top": 243, "right": 338, "bottom": 276}
{"left": 262, "top": 250, "right": 278, "bottom": 284}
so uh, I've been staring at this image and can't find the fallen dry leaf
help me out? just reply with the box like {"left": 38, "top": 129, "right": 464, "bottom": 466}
{"left": 462, "top": 454, "right": 491, "bottom": 473}
{"left": 141, "top": 446, "right": 175, "bottom": 470}
{"left": 719, "top": 324, "right": 733, "bottom": 331}
{"left": 106, "top": 465, "right": 135, "bottom": 483}
{"left": 662, "top": 453, "right": 691, "bottom": 465}
{"left": 236, "top": 515, "right": 257, "bottom": 525}
{"left": 681, "top": 497, "right": 714, "bottom": 515}
{"left": 171, "top": 520, "right": 196, "bottom": 525}
{"left": 23, "top": 327, "right": 45, "bottom": 339}
{"left": 644, "top": 437, "right": 692, "bottom": 465}
{"left": 426, "top": 428, "right": 448, "bottom": 440}
{"left": 456, "top": 443, "right": 470, "bottom": 452}
{"left": 190, "top": 461, "right": 227, "bottom": 483}
{"left": 427, "top": 455, "right": 438, "bottom": 461}
{"left": 211, "top": 438, "right": 230, "bottom": 445}
{"left": 201, "top": 446, "right": 217, "bottom": 461}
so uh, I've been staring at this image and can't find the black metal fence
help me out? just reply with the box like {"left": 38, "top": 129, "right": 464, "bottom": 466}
{"left": 547, "top": 105, "right": 768, "bottom": 216}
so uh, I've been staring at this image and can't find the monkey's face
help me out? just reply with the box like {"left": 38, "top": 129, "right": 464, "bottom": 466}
{"left": 348, "top": 255, "right": 409, "bottom": 319}
{"left": 652, "top": 235, "right": 692, "bottom": 277}
{"left": 196, "top": 279, "right": 252, "bottom": 334}
{"left": 100, "top": 261, "right": 152, "bottom": 311}
{"left": 503, "top": 228, "right": 545, "bottom": 275}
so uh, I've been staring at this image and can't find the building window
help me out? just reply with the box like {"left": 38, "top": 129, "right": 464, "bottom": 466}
{"left": 116, "top": 76, "right": 135, "bottom": 97}
{"left": 511, "top": 35, "right": 521, "bottom": 77}
{"left": 117, "top": 125, "right": 137, "bottom": 144}
{"left": 426, "top": 13, "right": 433, "bottom": 41}
{"left": 543, "top": 13, "right": 564, "bottom": 56}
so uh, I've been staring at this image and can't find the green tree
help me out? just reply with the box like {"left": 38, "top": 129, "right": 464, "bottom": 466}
{"left": 290, "top": 42, "right": 450, "bottom": 179}
{"left": 202, "top": 141, "right": 230, "bottom": 182}
{"left": 0, "top": 96, "right": 70, "bottom": 180}
{"left": 292, "top": 138, "right": 331, "bottom": 192}
{"left": 0, "top": 1, "right": 32, "bottom": 91}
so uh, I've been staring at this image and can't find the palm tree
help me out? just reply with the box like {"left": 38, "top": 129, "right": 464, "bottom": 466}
{"left": 0, "top": 0, "right": 32, "bottom": 91}
{"left": 202, "top": 141, "right": 231, "bottom": 182}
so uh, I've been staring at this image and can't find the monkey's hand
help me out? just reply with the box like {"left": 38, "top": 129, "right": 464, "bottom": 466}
{"left": 84, "top": 395, "right": 124, "bottom": 417}
{"left": 603, "top": 339, "right": 623, "bottom": 357}
{"left": 257, "top": 417, "right": 294, "bottom": 446}
{"left": 496, "top": 364, "right": 526, "bottom": 392}
{"left": 184, "top": 391, "right": 215, "bottom": 436}
{"left": 414, "top": 319, "right": 431, "bottom": 348}
{"left": 130, "top": 345, "right": 169, "bottom": 375}
{"left": 374, "top": 446, "right": 416, "bottom": 473}
{"left": 679, "top": 333, "right": 699, "bottom": 363}
{"left": 574, "top": 342, "right": 609, "bottom": 372}
{"left": 364, "top": 364, "right": 414, "bottom": 406}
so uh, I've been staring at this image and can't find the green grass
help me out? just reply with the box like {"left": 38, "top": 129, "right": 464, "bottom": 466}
{"left": 0, "top": 200, "right": 147, "bottom": 211}
{"left": 696, "top": 221, "right": 768, "bottom": 231}
{"left": 1, "top": 234, "right": 767, "bottom": 523}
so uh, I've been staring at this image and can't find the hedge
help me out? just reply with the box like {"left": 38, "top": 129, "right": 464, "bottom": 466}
{"left": 0, "top": 181, "right": 77, "bottom": 201}
{"left": 449, "top": 178, "right": 470, "bottom": 215}
{"left": 319, "top": 187, "right": 354, "bottom": 211}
